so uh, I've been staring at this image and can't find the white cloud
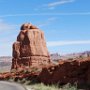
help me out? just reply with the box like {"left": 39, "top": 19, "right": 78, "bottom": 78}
{"left": 34, "top": 0, "right": 75, "bottom": 11}
{"left": 48, "top": 0, "right": 75, "bottom": 7}
{"left": 47, "top": 40, "right": 90, "bottom": 47}
{"left": 0, "top": 12, "right": 90, "bottom": 18}
{"left": 0, "top": 22, "right": 14, "bottom": 31}
{"left": 38, "top": 17, "right": 57, "bottom": 27}
{"left": 0, "top": 20, "right": 19, "bottom": 33}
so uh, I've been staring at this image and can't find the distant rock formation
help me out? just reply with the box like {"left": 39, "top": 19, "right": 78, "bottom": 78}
{"left": 50, "top": 53, "right": 61, "bottom": 61}
{"left": 11, "top": 23, "right": 51, "bottom": 69}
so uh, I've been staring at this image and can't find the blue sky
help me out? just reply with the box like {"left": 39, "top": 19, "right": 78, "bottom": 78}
{"left": 0, "top": 0, "right": 90, "bottom": 56}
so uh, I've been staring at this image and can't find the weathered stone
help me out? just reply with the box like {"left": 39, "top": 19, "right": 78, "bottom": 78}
{"left": 12, "top": 42, "right": 20, "bottom": 58}
{"left": 20, "top": 23, "right": 38, "bottom": 30}
{"left": 38, "top": 59, "right": 90, "bottom": 85}
{"left": 11, "top": 23, "right": 51, "bottom": 69}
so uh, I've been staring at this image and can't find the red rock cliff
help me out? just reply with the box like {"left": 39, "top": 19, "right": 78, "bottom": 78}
{"left": 11, "top": 23, "right": 51, "bottom": 69}
{"left": 38, "top": 58, "right": 90, "bottom": 85}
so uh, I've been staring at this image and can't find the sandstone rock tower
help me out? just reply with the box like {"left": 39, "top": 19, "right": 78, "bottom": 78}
{"left": 11, "top": 23, "right": 51, "bottom": 69}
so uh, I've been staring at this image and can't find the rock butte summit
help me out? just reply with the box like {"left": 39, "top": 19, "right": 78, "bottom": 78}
{"left": 11, "top": 23, "right": 51, "bottom": 69}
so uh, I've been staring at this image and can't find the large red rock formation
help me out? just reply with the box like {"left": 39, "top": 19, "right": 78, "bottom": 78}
{"left": 38, "top": 58, "right": 90, "bottom": 85}
{"left": 11, "top": 23, "right": 51, "bottom": 69}
{"left": 0, "top": 58, "right": 90, "bottom": 88}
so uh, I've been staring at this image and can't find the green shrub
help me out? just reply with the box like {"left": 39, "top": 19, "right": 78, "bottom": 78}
{"left": 26, "top": 83, "right": 77, "bottom": 90}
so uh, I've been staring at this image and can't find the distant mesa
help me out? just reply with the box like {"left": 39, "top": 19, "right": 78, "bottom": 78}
{"left": 11, "top": 23, "right": 51, "bottom": 70}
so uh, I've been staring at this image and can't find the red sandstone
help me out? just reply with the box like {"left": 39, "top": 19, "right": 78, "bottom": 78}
{"left": 12, "top": 23, "right": 51, "bottom": 69}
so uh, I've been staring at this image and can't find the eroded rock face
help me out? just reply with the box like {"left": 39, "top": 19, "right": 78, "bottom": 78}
{"left": 11, "top": 23, "right": 51, "bottom": 69}
{"left": 38, "top": 59, "right": 90, "bottom": 85}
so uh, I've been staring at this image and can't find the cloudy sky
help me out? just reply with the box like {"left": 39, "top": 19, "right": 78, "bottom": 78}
{"left": 0, "top": 0, "right": 90, "bottom": 56}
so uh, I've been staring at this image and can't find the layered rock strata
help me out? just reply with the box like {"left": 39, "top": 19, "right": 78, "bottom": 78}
{"left": 11, "top": 23, "right": 51, "bottom": 69}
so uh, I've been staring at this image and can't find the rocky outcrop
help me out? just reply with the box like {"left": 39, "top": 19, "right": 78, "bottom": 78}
{"left": 0, "top": 58, "right": 90, "bottom": 87}
{"left": 11, "top": 23, "right": 51, "bottom": 69}
{"left": 38, "top": 58, "right": 90, "bottom": 85}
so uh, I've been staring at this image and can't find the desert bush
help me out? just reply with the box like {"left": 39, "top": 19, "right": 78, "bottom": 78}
{"left": 10, "top": 69, "right": 17, "bottom": 73}
{"left": 68, "top": 58, "right": 73, "bottom": 60}
{"left": 26, "top": 83, "right": 77, "bottom": 90}
{"left": 61, "top": 83, "right": 77, "bottom": 90}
